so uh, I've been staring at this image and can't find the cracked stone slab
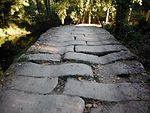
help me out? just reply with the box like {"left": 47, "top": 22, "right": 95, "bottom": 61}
{"left": 87, "top": 40, "right": 121, "bottom": 45}
{"left": 64, "top": 79, "right": 149, "bottom": 102}
{"left": 94, "top": 61, "right": 146, "bottom": 77}
{"left": 0, "top": 90, "right": 85, "bottom": 113}
{"left": 75, "top": 45, "right": 128, "bottom": 55}
{"left": 64, "top": 51, "right": 136, "bottom": 64}
{"left": 9, "top": 62, "right": 93, "bottom": 77}
{"left": 19, "top": 53, "right": 61, "bottom": 62}
{"left": 91, "top": 101, "right": 150, "bottom": 113}
{"left": 27, "top": 45, "right": 74, "bottom": 54}
{"left": 5, "top": 76, "right": 58, "bottom": 94}
{"left": 37, "top": 40, "right": 86, "bottom": 47}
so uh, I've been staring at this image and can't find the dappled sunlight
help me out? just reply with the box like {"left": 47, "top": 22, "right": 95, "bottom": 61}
{"left": 76, "top": 24, "right": 102, "bottom": 27}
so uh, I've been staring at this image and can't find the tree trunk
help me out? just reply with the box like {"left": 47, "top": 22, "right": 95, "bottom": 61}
{"left": 35, "top": 0, "right": 41, "bottom": 14}
{"left": 88, "top": 11, "right": 91, "bottom": 24}
{"left": 115, "top": 0, "right": 131, "bottom": 39}
{"left": 146, "top": 10, "right": 150, "bottom": 21}
{"left": 128, "top": 8, "right": 132, "bottom": 22}
{"left": 44, "top": 0, "right": 51, "bottom": 14}
{"left": 105, "top": 8, "right": 110, "bottom": 24}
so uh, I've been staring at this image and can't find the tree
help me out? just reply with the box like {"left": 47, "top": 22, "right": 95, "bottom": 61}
{"left": 113, "top": 0, "right": 132, "bottom": 39}
{"left": 44, "top": 0, "right": 51, "bottom": 14}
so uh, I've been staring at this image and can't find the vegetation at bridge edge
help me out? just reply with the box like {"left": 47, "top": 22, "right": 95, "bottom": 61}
{"left": 0, "top": 0, "right": 150, "bottom": 76}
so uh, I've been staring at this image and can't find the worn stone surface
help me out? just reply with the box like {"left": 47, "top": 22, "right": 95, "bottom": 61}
{"left": 91, "top": 101, "right": 150, "bottom": 113}
{"left": 94, "top": 61, "right": 146, "bottom": 77}
{"left": 37, "top": 40, "right": 86, "bottom": 47}
{"left": 87, "top": 40, "right": 121, "bottom": 45}
{"left": 27, "top": 45, "right": 74, "bottom": 54}
{"left": 19, "top": 53, "right": 61, "bottom": 62}
{"left": 64, "top": 51, "right": 136, "bottom": 64}
{"left": 0, "top": 90, "right": 85, "bottom": 113}
{"left": 39, "top": 36, "right": 75, "bottom": 42}
{"left": 1, "top": 25, "right": 149, "bottom": 113}
{"left": 76, "top": 33, "right": 111, "bottom": 41}
{"left": 5, "top": 76, "right": 58, "bottom": 94}
{"left": 75, "top": 45, "right": 128, "bottom": 55}
{"left": 9, "top": 62, "right": 93, "bottom": 77}
{"left": 98, "top": 51, "right": 136, "bottom": 64}
{"left": 64, "top": 79, "right": 149, "bottom": 102}
{"left": 64, "top": 52, "right": 99, "bottom": 64}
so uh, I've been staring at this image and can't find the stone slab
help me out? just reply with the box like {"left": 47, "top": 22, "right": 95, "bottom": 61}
{"left": 39, "top": 36, "right": 75, "bottom": 42}
{"left": 37, "top": 40, "right": 86, "bottom": 47}
{"left": 75, "top": 45, "right": 128, "bottom": 55}
{"left": 0, "top": 90, "right": 85, "bottom": 113}
{"left": 94, "top": 61, "right": 145, "bottom": 77}
{"left": 19, "top": 53, "right": 61, "bottom": 62}
{"left": 64, "top": 79, "right": 149, "bottom": 102}
{"left": 6, "top": 76, "right": 58, "bottom": 94}
{"left": 87, "top": 40, "right": 121, "bottom": 45}
{"left": 27, "top": 45, "right": 74, "bottom": 54}
{"left": 64, "top": 52, "right": 99, "bottom": 64}
{"left": 9, "top": 62, "right": 93, "bottom": 77}
{"left": 91, "top": 101, "right": 150, "bottom": 113}
{"left": 98, "top": 51, "right": 136, "bottom": 64}
{"left": 64, "top": 51, "right": 136, "bottom": 64}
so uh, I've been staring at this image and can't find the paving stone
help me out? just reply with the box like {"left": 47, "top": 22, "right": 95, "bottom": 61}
{"left": 87, "top": 40, "right": 121, "bottom": 45}
{"left": 6, "top": 76, "right": 58, "bottom": 94}
{"left": 64, "top": 51, "right": 136, "bottom": 64}
{"left": 48, "top": 37, "right": 75, "bottom": 42}
{"left": 98, "top": 51, "right": 136, "bottom": 64}
{"left": 64, "top": 52, "right": 99, "bottom": 64}
{"left": 37, "top": 40, "right": 86, "bottom": 47}
{"left": 0, "top": 90, "right": 85, "bottom": 113}
{"left": 94, "top": 61, "right": 146, "bottom": 77}
{"left": 27, "top": 45, "right": 74, "bottom": 54}
{"left": 91, "top": 101, "right": 150, "bottom": 113}
{"left": 64, "top": 79, "right": 149, "bottom": 102}
{"left": 19, "top": 53, "right": 61, "bottom": 62}
{"left": 9, "top": 62, "right": 93, "bottom": 77}
{"left": 76, "top": 36, "right": 109, "bottom": 41}
{"left": 75, "top": 45, "right": 128, "bottom": 55}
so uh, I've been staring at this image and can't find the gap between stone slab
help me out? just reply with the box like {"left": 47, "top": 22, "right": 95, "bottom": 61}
{"left": 63, "top": 59, "right": 96, "bottom": 66}
{"left": 82, "top": 97, "right": 103, "bottom": 113}
{"left": 48, "top": 76, "right": 95, "bottom": 95}
{"left": 75, "top": 50, "right": 126, "bottom": 57}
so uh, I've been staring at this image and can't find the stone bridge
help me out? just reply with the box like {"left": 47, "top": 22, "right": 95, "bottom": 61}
{"left": 0, "top": 25, "right": 150, "bottom": 113}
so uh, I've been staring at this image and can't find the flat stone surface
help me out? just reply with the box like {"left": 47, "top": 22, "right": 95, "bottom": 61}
{"left": 19, "top": 53, "right": 61, "bottom": 62}
{"left": 91, "top": 101, "right": 150, "bottom": 113}
{"left": 9, "top": 62, "right": 93, "bottom": 77}
{"left": 5, "top": 76, "right": 58, "bottom": 94}
{"left": 75, "top": 45, "right": 128, "bottom": 55}
{"left": 37, "top": 40, "right": 86, "bottom": 47}
{"left": 39, "top": 36, "right": 75, "bottom": 42}
{"left": 64, "top": 51, "right": 136, "bottom": 64}
{"left": 64, "top": 52, "right": 99, "bottom": 64}
{"left": 87, "top": 40, "right": 121, "bottom": 45}
{"left": 98, "top": 51, "right": 136, "bottom": 64}
{"left": 76, "top": 33, "right": 111, "bottom": 41}
{"left": 0, "top": 90, "right": 85, "bottom": 113}
{"left": 27, "top": 45, "right": 74, "bottom": 54}
{"left": 64, "top": 79, "right": 149, "bottom": 102}
{"left": 94, "top": 61, "right": 146, "bottom": 77}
